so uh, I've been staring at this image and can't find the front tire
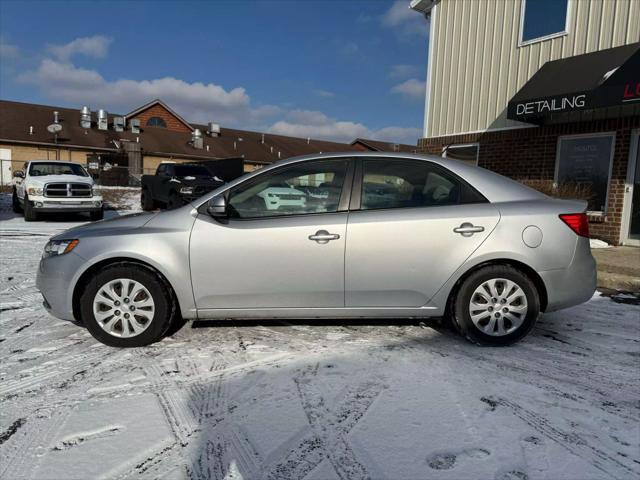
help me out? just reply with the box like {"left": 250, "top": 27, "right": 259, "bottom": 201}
{"left": 23, "top": 195, "right": 38, "bottom": 221}
{"left": 141, "top": 188, "right": 155, "bottom": 211}
{"left": 90, "top": 208, "right": 104, "bottom": 221}
{"left": 167, "top": 192, "right": 181, "bottom": 210}
{"left": 12, "top": 189, "right": 22, "bottom": 213}
{"left": 79, "top": 263, "right": 174, "bottom": 347}
{"left": 452, "top": 265, "right": 540, "bottom": 346}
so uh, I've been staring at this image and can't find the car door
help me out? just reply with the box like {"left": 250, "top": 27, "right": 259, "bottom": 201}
{"left": 190, "top": 158, "right": 353, "bottom": 311}
{"left": 345, "top": 158, "right": 500, "bottom": 307}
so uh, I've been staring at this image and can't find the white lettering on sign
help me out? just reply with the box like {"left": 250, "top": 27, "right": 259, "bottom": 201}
{"left": 516, "top": 94, "right": 586, "bottom": 116}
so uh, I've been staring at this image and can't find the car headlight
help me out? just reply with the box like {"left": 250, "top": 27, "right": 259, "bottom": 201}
{"left": 27, "top": 187, "right": 43, "bottom": 195}
{"left": 179, "top": 187, "right": 194, "bottom": 195}
{"left": 43, "top": 239, "right": 79, "bottom": 258}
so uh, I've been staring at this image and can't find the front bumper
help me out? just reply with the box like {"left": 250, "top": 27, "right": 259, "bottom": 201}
{"left": 29, "top": 196, "right": 103, "bottom": 212}
{"left": 36, "top": 251, "right": 87, "bottom": 321}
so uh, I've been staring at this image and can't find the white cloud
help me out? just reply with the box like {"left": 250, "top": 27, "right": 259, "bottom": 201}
{"left": 267, "top": 109, "right": 419, "bottom": 145}
{"left": 0, "top": 38, "right": 19, "bottom": 58}
{"left": 382, "top": 1, "right": 428, "bottom": 38}
{"left": 312, "top": 88, "right": 335, "bottom": 98}
{"left": 47, "top": 35, "right": 112, "bottom": 61}
{"left": 389, "top": 64, "right": 421, "bottom": 79}
{"left": 390, "top": 78, "right": 425, "bottom": 100}
{"left": 340, "top": 42, "right": 359, "bottom": 56}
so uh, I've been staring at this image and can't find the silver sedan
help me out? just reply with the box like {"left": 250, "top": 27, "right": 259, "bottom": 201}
{"left": 36, "top": 153, "right": 596, "bottom": 347}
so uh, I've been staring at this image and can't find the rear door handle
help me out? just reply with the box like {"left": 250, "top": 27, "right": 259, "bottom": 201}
{"left": 454, "top": 222, "right": 485, "bottom": 237}
{"left": 309, "top": 230, "right": 340, "bottom": 244}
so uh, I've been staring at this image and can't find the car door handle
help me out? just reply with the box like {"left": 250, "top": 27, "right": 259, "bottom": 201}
{"left": 454, "top": 223, "right": 485, "bottom": 237}
{"left": 309, "top": 230, "right": 340, "bottom": 244}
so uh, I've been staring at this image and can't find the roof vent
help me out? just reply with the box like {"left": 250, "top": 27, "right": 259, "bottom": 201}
{"left": 192, "top": 128, "right": 203, "bottom": 149}
{"left": 113, "top": 116, "right": 125, "bottom": 132}
{"left": 80, "top": 106, "right": 91, "bottom": 129}
{"left": 307, "top": 137, "right": 310, "bottom": 144}
{"left": 97, "top": 109, "right": 108, "bottom": 130}
{"left": 261, "top": 134, "right": 265, "bottom": 144}
{"left": 130, "top": 119, "right": 140, "bottom": 134}
{"left": 207, "top": 122, "right": 220, "bottom": 137}
{"left": 393, "top": 143, "right": 400, "bottom": 152}
{"left": 53, "top": 111, "right": 60, "bottom": 124}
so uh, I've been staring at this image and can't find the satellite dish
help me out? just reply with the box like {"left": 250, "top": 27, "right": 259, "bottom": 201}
{"left": 47, "top": 123, "right": 62, "bottom": 134}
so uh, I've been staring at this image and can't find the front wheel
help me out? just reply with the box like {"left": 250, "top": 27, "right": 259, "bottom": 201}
{"left": 90, "top": 208, "right": 104, "bottom": 221}
{"left": 12, "top": 189, "right": 22, "bottom": 213}
{"left": 452, "top": 265, "right": 540, "bottom": 346}
{"left": 141, "top": 188, "right": 155, "bottom": 211}
{"left": 79, "top": 264, "right": 174, "bottom": 347}
{"left": 23, "top": 195, "right": 38, "bottom": 221}
{"left": 167, "top": 193, "right": 181, "bottom": 210}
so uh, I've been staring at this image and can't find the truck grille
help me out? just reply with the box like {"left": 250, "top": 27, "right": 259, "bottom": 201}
{"left": 44, "top": 183, "right": 92, "bottom": 198}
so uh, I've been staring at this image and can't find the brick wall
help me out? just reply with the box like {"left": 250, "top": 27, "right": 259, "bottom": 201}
{"left": 131, "top": 104, "right": 192, "bottom": 133}
{"left": 418, "top": 115, "right": 640, "bottom": 245}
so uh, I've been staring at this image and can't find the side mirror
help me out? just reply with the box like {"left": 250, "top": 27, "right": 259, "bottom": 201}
{"left": 13, "top": 170, "right": 24, "bottom": 179}
{"left": 207, "top": 194, "right": 228, "bottom": 218}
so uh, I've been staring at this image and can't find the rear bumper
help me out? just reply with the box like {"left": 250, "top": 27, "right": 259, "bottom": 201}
{"left": 540, "top": 237, "right": 597, "bottom": 312}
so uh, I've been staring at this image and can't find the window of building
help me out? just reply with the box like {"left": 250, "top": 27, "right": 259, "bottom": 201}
{"left": 556, "top": 133, "right": 615, "bottom": 214}
{"left": 146, "top": 116, "right": 167, "bottom": 128}
{"left": 228, "top": 159, "right": 348, "bottom": 218}
{"left": 519, "top": 0, "right": 569, "bottom": 46}
{"left": 360, "top": 159, "right": 486, "bottom": 211}
{"left": 442, "top": 143, "right": 479, "bottom": 166}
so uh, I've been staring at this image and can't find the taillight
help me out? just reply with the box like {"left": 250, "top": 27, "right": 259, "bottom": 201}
{"left": 559, "top": 213, "right": 589, "bottom": 238}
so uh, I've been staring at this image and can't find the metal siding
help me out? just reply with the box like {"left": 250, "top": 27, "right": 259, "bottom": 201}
{"left": 426, "top": 0, "right": 640, "bottom": 137}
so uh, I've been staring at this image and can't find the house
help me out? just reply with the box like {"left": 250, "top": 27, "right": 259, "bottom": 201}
{"left": 411, "top": 0, "right": 640, "bottom": 245}
{"left": 0, "top": 99, "right": 399, "bottom": 184}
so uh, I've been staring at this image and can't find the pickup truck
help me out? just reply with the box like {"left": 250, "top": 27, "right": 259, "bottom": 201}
{"left": 141, "top": 163, "right": 224, "bottom": 210}
{"left": 12, "top": 160, "right": 104, "bottom": 221}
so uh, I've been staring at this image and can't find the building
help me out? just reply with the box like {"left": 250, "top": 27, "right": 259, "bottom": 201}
{"left": 0, "top": 99, "right": 412, "bottom": 185}
{"left": 411, "top": 0, "right": 640, "bottom": 246}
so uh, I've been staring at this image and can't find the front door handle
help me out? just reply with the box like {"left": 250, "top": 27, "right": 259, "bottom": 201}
{"left": 454, "top": 222, "right": 485, "bottom": 237}
{"left": 309, "top": 230, "right": 340, "bottom": 244}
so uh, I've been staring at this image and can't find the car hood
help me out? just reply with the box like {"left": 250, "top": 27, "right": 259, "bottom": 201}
{"left": 52, "top": 212, "right": 157, "bottom": 240}
{"left": 31, "top": 174, "right": 93, "bottom": 185}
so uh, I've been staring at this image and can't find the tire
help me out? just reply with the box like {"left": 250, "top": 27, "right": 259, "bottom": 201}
{"left": 23, "top": 195, "right": 38, "bottom": 222}
{"left": 167, "top": 193, "right": 181, "bottom": 210}
{"left": 90, "top": 208, "right": 104, "bottom": 221}
{"left": 79, "top": 263, "right": 175, "bottom": 347}
{"left": 141, "top": 188, "right": 155, "bottom": 211}
{"left": 452, "top": 265, "right": 540, "bottom": 346}
{"left": 12, "top": 189, "right": 22, "bottom": 213}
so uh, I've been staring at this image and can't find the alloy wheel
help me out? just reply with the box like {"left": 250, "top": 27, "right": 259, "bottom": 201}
{"left": 468, "top": 278, "right": 528, "bottom": 336}
{"left": 92, "top": 278, "right": 155, "bottom": 338}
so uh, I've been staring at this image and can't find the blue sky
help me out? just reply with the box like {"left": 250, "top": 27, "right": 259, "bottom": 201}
{"left": 0, "top": 0, "right": 428, "bottom": 144}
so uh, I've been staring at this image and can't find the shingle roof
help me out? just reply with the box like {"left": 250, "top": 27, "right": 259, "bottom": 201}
{"left": 0, "top": 100, "right": 360, "bottom": 164}
{"left": 351, "top": 137, "right": 418, "bottom": 153}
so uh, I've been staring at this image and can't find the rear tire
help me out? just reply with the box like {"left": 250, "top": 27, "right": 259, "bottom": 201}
{"left": 141, "top": 188, "right": 155, "bottom": 211}
{"left": 23, "top": 195, "right": 38, "bottom": 221}
{"left": 79, "top": 263, "right": 174, "bottom": 347}
{"left": 452, "top": 265, "right": 539, "bottom": 346}
{"left": 12, "top": 189, "right": 22, "bottom": 213}
{"left": 90, "top": 208, "right": 104, "bottom": 221}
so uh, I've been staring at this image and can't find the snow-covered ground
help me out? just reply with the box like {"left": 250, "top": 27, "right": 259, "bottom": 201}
{"left": 1, "top": 194, "right": 639, "bottom": 480}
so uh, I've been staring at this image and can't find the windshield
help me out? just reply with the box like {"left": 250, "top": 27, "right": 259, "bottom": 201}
{"left": 174, "top": 165, "right": 211, "bottom": 177}
{"left": 29, "top": 162, "right": 89, "bottom": 177}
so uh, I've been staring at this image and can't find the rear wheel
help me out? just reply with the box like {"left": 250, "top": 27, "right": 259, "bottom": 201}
{"left": 79, "top": 264, "right": 174, "bottom": 347}
{"left": 12, "top": 189, "right": 22, "bottom": 213}
{"left": 23, "top": 195, "right": 38, "bottom": 221}
{"left": 141, "top": 188, "right": 155, "bottom": 211}
{"left": 452, "top": 265, "right": 539, "bottom": 346}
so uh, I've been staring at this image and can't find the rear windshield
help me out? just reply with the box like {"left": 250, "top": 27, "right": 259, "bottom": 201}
{"left": 175, "top": 165, "right": 210, "bottom": 177}
{"left": 29, "top": 162, "right": 89, "bottom": 177}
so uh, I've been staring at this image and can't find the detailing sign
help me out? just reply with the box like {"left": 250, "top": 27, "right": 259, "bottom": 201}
{"left": 515, "top": 94, "right": 587, "bottom": 117}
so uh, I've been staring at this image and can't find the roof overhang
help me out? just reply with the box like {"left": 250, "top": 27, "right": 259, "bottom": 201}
{"left": 507, "top": 42, "right": 640, "bottom": 124}
{"left": 409, "top": 0, "right": 437, "bottom": 15}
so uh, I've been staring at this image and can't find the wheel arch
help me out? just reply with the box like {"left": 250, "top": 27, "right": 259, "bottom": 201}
{"left": 72, "top": 257, "right": 181, "bottom": 322}
{"left": 446, "top": 259, "right": 548, "bottom": 314}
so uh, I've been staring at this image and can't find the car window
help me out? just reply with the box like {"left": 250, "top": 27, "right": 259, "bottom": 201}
{"left": 360, "top": 159, "right": 486, "bottom": 210}
{"left": 157, "top": 164, "right": 167, "bottom": 176}
{"left": 228, "top": 159, "right": 348, "bottom": 219}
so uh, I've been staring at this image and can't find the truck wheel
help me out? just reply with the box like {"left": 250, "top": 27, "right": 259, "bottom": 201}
{"left": 23, "top": 195, "right": 38, "bottom": 222}
{"left": 167, "top": 193, "right": 181, "bottom": 210}
{"left": 79, "top": 263, "right": 174, "bottom": 347}
{"left": 90, "top": 208, "right": 104, "bottom": 221}
{"left": 452, "top": 265, "right": 540, "bottom": 346}
{"left": 12, "top": 189, "right": 22, "bottom": 213}
{"left": 141, "top": 188, "right": 155, "bottom": 211}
